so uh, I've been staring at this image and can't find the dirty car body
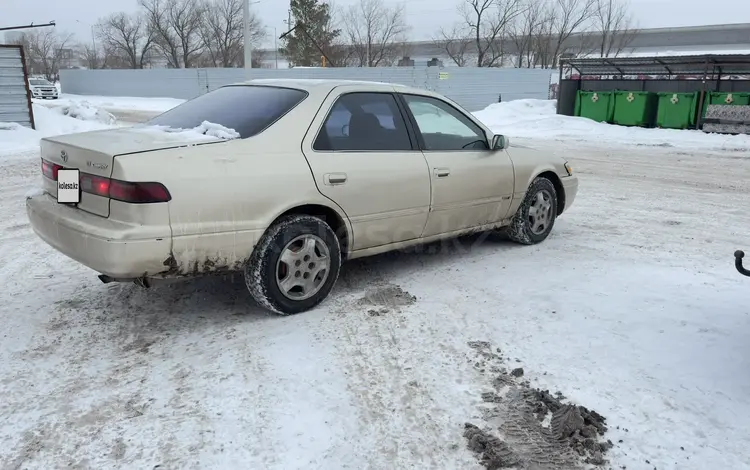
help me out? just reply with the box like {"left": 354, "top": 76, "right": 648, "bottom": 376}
{"left": 26, "top": 79, "right": 579, "bottom": 314}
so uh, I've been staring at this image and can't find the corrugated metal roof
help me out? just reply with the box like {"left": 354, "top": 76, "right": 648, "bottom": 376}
{"left": 562, "top": 54, "right": 750, "bottom": 76}
{"left": 0, "top": 45, "right": 33, "bottom": 128}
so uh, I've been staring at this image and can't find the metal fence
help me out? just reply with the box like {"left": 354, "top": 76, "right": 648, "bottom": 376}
{"left": 0, "top": 45, "right": 34, "bottom": 128}
{"left": 60, "top": 67, "right": 553, "bottom": 111}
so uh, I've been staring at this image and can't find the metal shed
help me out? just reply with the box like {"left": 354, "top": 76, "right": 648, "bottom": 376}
{"left": 556, "top": 54, "right": 750, "bottom": 128}
{"left": 0, "top": 44, "right": 35, "bottom": 129}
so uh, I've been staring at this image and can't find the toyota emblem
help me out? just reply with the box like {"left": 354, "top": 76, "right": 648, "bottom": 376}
{"left": 60, "top": 150, "right": 68, "bottom": 162}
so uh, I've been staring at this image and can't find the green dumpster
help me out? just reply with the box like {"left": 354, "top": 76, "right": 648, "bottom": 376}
{"left": 701, "top": 92, "right": 750, "bottom": 117}
{"left": 656, "top": 92, "right": 699, "bottom": 129}
{"left": 612, "top": 91, "right": 658, "bottom": 127}
{"left": 574, "top": 91, "right": 614, "bottom": 123}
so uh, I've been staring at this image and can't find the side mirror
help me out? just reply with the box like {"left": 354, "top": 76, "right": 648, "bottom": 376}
{"left": 492, "top": 134, "right": 509, "bottom": 150}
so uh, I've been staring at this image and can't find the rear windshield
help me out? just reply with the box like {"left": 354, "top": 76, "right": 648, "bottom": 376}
{"left": 145, "top": 85, "right": 308, "bottom": 138}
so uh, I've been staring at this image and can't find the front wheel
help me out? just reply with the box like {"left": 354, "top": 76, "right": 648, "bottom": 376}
{"left": 502, "top": 177, "right": 558, "bottom": 245}
{"left": 244, "top": 215, "right": 341, "bottom": 315}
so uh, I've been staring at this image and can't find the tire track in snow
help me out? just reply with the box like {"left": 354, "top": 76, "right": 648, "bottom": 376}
{"left": 323, "top": 274, "right": 482, "bottom": 470}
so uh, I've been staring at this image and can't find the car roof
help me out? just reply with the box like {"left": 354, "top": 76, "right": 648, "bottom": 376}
{"left": 232, "top": 78, "right": 427, "bottom": 94}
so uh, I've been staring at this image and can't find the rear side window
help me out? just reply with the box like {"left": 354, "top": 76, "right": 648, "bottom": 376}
{"left": 146, "top": 85, "right": 307, "bottom": 139}
{"left": 314, "top": 92, "right": 413, "bottom": 151}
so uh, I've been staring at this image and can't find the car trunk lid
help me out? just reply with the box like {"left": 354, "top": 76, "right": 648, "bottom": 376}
{"left": 40, "top": 127, "right": 224, "bottom": 217}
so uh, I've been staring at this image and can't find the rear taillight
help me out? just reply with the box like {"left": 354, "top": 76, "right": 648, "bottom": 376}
{"left": 41, "top": 159, "right": 62, "bottom": 180}
{"left": 110, "top": 180, "right": 171, "bottom": 203}
{"left": 41, "top": 158, "right": 171, "bottom": 203}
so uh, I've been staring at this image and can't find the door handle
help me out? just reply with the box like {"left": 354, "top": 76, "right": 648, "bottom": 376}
{"left": 324, "top": 173, "right": 347, "bottom": 185}
{"left": 434, "top": 168, "right": 450, "bottom": 177}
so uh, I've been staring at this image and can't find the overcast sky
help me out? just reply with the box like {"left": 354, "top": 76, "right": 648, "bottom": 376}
{"left": 2, "top": 0, "right": 747, "bottom": 48}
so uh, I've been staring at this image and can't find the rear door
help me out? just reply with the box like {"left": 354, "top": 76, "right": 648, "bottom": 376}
{"left": 301, "top": 86, "right": 431, "bottom": 251}
{"left": 398, "top": 93, "right": 515, "bottom": 238}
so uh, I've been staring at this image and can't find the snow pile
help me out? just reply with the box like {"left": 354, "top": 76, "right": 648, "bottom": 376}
{"left": 193, "top": 121, "right": 241, "bottom": 139}
{"left": 473, "top": 99, "right": 750, "bottom": 151}
{"left": 54, "top": 101, "right": 117, "bottom": 125}
{"left": 0, "top": 122, "right": 39, "bottom": 156}
{"left": 0, "top": 104, "right": 115, "bottom": 158}
{"left": 53, "top": 94, "right": 184, "bottom": 113}
{"left": 136, "top": 121, "right": 240, "bottom": 141}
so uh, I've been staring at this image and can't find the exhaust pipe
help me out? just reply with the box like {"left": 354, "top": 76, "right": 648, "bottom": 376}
{"left": 97, "top": 274, "right": 150, "bottom": 286}
{"left": 97, "top": 275, "right": 184, "bottom": 287}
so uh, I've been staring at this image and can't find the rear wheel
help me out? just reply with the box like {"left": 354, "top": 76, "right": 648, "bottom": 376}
{"left": 244, "top": 215, "right": 341, "bottom": 315}
{"left": 502, "top": 177, "right": 558, "bottom": 245}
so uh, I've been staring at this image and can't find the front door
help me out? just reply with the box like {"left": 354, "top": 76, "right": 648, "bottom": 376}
{"left": 302, "top": 88, "right": 431, "bottom": 251}
{"left": 399, "top": 93, "right": 515, "bottom": 238}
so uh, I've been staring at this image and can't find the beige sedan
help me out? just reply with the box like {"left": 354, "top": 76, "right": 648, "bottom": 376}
{"left": 26, "top": 79, "right": 578, "bottom": 314}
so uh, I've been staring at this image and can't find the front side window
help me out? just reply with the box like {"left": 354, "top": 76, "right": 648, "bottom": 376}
{"left": 146, "top": 85, "right": 307, "bottom": 139}
{"left": 314, "top": 92, "right": 412, "bottom": 151}
{"left": 402, "top": 94, "right": 488, "bottom": 151}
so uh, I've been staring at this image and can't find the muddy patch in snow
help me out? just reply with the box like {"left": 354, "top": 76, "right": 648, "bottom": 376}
{"left": 356, "top": 284, "right": 416, "bottom": 315}
{"left": 463, "top": 341, "right": 612, "bottom": 469}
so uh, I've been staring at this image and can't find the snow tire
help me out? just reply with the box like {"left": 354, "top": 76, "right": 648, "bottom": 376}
{"left": 502, "top": 177, "right": 558, "bottom": 245}
{"left": 244, "top": 215, "right": 341, "bottom": 315}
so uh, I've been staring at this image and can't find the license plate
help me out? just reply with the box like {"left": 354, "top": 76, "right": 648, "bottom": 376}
{"left": 57, "top": 169, "right": 80, "bottom": 204}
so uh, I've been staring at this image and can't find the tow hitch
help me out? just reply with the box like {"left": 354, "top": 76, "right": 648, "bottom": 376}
{"left": 735, "top": 250, "right": 750, "bottom": 277}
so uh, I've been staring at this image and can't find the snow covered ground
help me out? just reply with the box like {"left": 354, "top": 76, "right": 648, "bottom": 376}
{"left": 1, "top": 96, "right": 749, "bottom": 470}
{"left": 476, "top": 99, "right": 750, "bottom": 151}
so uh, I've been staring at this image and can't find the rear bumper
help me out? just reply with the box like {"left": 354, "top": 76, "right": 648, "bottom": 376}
{"left": 26, "top": 193, "right": 171, "bottom": 278}
{"left": 561, "top": 175, "right": 578, "bottom": 213}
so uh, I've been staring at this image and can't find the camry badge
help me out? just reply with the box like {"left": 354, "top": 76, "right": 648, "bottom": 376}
{"left": 87, "top": 161, "right": 108, "bottom": 170}
{"left": 60, "top": 150, "right": 68, "bottom": 162}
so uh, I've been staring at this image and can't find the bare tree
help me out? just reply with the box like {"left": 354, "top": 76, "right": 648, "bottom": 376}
{"left": 592, "top": 0, "right": 636, "bottom": 57}
{"left": 78, "top": 43, "right": 105, "bottom": 69}
{"left": 549, "top": 0, "right": 596, "bottom": 67}
{"left": 20, "top": 30, "right": 75, "bottom": 79}
{"left": 460, "top": 0, "right": 523, "bottom": 67}
{"left": 199, "top": 0, "right": 265, "bottom": 67}
{"left": 341, "top": 0, "right": 409, "bottom": 67}
{"left": 508, "top": 0, "right": 545, "bottom": 67}
{"left": 323, "top": 1, "right": 356, "bottom": 67}
{"left": 530, "top": 5, "right": 557, "bottom": 67}
{"left": 140, "top": 0, "right": 205, "bottom": 68}
{"left": 96, "top": 12, "right": 155, "bottom": 69}
{"left": 433, "top": 24, "right": 472, "bottom": 67}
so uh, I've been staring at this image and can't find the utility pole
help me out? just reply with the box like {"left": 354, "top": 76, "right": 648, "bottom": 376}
{"left": 244, "top": 0, "right": 261, "bottom": 72}
{"left": 274, "top": 26, "right": 279, "bottom": 69}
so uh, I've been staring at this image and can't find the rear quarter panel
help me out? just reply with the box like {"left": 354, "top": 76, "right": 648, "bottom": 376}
{"left": 112, "top": 93, "right": 350, "bottom": 276}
